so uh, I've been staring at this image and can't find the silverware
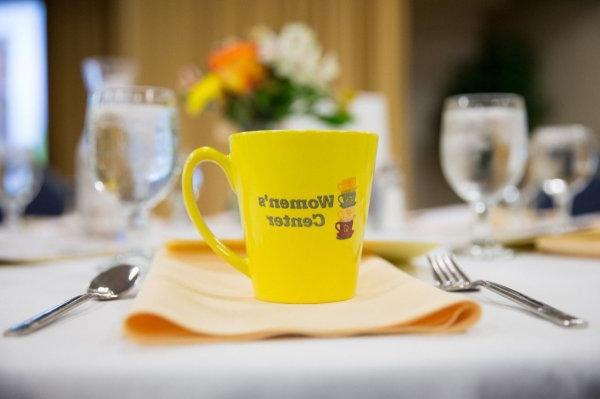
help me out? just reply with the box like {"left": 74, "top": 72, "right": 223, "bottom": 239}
{"left": 427, "top": 252, "right": 587, "bottom": 328}
{"left": 4, "top": 264, "right": 140, "bottom": 336}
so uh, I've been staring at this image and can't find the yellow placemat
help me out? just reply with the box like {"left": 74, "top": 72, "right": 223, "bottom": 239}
{"left": 536, "top": 229, "right": 600, "bottom": 258}
{"left": 123, "top": 248, "right": 481, "bottom": 344}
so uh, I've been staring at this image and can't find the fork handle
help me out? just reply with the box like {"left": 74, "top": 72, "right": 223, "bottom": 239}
{"left": 479, "top": 280, "right": 587, "bottom": 328}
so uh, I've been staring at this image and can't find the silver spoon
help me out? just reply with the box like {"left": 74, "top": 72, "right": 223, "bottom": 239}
{"left": 4, "top": 264, "right": 140, "bottom": 336}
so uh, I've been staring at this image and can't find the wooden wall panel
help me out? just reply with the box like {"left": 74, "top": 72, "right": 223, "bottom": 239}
{"left": 46, "top": 0, "right": 112, "bottom": 180}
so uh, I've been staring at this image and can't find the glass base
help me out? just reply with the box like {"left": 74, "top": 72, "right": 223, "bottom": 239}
{"left": 452, "top": 242, "right": 514, "bottom": 260}
{"left": 549, "top": 221, "right": 573, "bottom": 235}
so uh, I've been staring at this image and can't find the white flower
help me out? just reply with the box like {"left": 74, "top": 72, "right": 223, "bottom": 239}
{"left": 316, "top": 53, "right": 339, "bottom": 87}
{"left": 251, "top": 26, "right": 278, "bottom": 63}
{"left": 257, "top": 22, "right": 339, "bottom": 89}
{"left": 313, "top": 98, "right": 337, "bottom": 115}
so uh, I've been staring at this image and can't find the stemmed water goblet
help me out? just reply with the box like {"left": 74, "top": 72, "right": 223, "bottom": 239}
{"left": 440, "top": 93, "right": 528, "bottom": 258}
{"left": 0, "top": 145, "right": 43, "bottom": 231}
{"left": 530, "top": 125, "right": 599, "bottom": 227}
{"left": 87, "top": 86, "right": 179, "bottom": 251}
{"left": 77, "top": 57, "right": 138, "bottom": 237}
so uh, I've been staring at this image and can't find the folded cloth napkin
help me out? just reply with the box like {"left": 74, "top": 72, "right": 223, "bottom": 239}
{"left": 536, "top": 229, "right": 600, "bottom": 258}
{"left": 124, "top": 248, "right": 481, "bottom": 344}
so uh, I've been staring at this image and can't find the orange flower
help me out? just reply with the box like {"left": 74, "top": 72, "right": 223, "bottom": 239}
{"left": 208, "top": 41, "right": 265, "bottom": 94}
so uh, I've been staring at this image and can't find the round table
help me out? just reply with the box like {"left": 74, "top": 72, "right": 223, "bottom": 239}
{"left": 1, "top": 210, "right": 599, "bottom": 399}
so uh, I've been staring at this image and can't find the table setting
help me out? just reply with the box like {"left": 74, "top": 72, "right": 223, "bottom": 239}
{"left": 2, "top": 225, "right": 599, "bottom": 398}
{"left": 2, "top": 22, "right": 600, "bottom": 399}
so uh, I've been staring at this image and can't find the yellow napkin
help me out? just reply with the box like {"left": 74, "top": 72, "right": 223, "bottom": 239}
{"left": 124, "top": 248, "right": 481, "bottom": 344}
{"left": 536, "top": 229, "right": 600, "bottom": 258}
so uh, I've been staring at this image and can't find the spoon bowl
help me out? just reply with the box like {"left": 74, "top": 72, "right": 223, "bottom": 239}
{"left": 89, "top": 264, "right": 140, "bottom": 299}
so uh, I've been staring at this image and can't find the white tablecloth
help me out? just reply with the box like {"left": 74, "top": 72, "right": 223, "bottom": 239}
{"left": 1, "top": 212, "right": 600, "bottom": 399}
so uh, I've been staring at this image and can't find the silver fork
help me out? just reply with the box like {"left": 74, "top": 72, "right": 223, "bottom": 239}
{"left": 427, "top": 252, "right": 587, "bottom": 328}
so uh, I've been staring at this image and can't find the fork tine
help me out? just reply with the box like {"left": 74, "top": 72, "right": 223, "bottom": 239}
{"left": 445, "top": 253, "right": 471, "bottom": 284}
{"left": 439, "top": 253, "right": 464, "bottom": 285}
{"left": 440, "top": 254, "right": 460, "bottom": 284}
{"left": 426, "top": 255, "right": 445, "bottom": 286}
{"left": 428, "top": 253, "right": 454, "bottom": 286}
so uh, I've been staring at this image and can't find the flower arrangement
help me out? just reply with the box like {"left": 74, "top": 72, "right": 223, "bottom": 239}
{"left": 182, "top": 23, "right": 352, "bottom": 131}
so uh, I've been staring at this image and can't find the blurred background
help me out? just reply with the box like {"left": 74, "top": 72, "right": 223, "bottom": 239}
{"left": 2, "top": 0, "right": 599, "bottom": 217}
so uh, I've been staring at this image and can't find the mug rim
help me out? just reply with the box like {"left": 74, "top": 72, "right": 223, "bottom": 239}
{"left": 231, "top": 129, "right": 378, "bottom": 138}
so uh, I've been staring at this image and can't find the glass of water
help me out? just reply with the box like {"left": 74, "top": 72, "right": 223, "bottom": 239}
{"left": 441, "top": 93, "right": 528, "bottom": 258}
{"left": 0, "top": 146, "right": 43, "bottom": 231}
{"left": 87, "top": 86, "right": 178, "bottom": 243}
{"left": 530, "top": 125, "right": 599, "bottom": 225}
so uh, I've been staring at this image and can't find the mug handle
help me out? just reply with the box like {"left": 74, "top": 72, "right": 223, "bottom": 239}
{"left": 182, "top": 147, "right": 250, "bottom": 276}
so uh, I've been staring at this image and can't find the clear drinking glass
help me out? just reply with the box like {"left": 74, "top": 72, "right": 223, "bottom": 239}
{"left": 87, "top": 86, "right": 179, "bottom": 245}
{"left": 530, "top": 125, "right": 599, "bottom": 225}
{"left": 0, "top": 146, "right": 43, "bottom": 231}
{"left": 440, "top": 93, "right": 528, "bottom": 258}
{"left": 82, "top": 57, "right": 138, "bottom": 93}
{"left": 77, "top": 57, "right": 138, "bottom": 238}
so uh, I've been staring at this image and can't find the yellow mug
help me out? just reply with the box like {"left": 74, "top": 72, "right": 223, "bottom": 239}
{"left": 182, "top": 130, "right": 378, "bottom": 303}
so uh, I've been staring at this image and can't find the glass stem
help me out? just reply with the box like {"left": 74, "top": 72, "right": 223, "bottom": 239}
{"left": 472, "top": 200, "right": 495, "bottom": 248}
{"left": 127, "top": 206, "right": 152, "bottom": 257}
{"left": 554, "top": 192, "right": 573, "bottom": 225}
{"left": 129, "top": 206, "right": 149, "bottom": 231}
{"left": 4, "top": 204, "right": 22, "bottom": 231}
